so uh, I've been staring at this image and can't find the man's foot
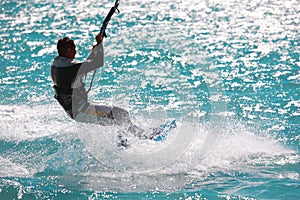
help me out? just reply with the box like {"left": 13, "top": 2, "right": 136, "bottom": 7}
{"left": 149, "top": 119, "right": 177, "bottom": 141}
{"left": 127, "top": 124, "right": 148, "bottom": 139}
{"left": 149, "top": 127, "right": 163, "bottom": 140}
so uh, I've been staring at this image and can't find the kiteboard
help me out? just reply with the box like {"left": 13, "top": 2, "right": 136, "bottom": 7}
{"left": 117, "top": 119, "right": 177, "bottom": 147}
{"left": 150, "top": 119, "right": 177, "bottom": 142}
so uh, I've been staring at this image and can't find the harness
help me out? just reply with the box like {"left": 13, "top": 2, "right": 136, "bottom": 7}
{"left": 86, "top": 0, "right": 120, "bottom": 95}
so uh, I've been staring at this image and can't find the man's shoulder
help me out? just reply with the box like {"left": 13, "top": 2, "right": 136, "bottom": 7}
{"left": 71, "top": 59, "right": 82, "bottom": 65}
{"left": 52, "top": 56, "right": 82, "bottom": 68}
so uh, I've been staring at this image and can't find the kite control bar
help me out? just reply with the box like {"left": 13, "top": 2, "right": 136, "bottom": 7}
{"left": 87, "top": 0, "right": 120, "bottom": 95}
{"left": 99, "top": 0, "right": 120, "bottom": 38}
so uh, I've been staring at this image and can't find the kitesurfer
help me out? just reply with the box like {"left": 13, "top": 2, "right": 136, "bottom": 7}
{"left": 51, "top": 35, "right": 143, "bottom": 137}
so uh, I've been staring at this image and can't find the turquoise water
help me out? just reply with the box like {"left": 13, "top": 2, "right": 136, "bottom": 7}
{"left": 1, "top": 0, "right": 299, "bottom": 199}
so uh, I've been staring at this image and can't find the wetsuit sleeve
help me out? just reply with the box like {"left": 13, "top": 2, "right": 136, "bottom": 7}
{"left": 78, "top": 43, "right": 104, "bottom": 74}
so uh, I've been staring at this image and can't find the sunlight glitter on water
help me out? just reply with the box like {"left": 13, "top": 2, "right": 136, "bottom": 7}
{"left": 1, "top": 0, "right": 299, "bottom": 199}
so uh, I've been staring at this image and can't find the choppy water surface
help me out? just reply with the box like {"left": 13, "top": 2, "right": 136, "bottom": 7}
{"left": 0, "top": 0, "right": 299, "bottom": 199}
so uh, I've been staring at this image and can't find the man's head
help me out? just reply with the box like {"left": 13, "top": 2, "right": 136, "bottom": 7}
{"left": 57, "top": 37, "right": 76, "bottom": 60}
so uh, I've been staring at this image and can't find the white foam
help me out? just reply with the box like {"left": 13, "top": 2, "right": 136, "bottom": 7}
{"left": 0, "top": 104, "right": 76, "bottom": 141}
{"left": 0, "top": 156, "right": 32, "bottom": 177}
{"left": 195, "top": 130, "right": 293, "bottom": 169}
{"left": 0, "top": 104, "right": 297, "bottom": 192}
{"left": 77, "top": 117, "right": 296, "bottom": 175}
{"left": 75, "top": 120, "right": 298, "bottom": 192}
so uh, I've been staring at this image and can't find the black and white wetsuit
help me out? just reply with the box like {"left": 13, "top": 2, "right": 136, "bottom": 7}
{"left": 51, "top": 43, "right": 144, "bottom": 138}
{"left": 51, "top": 43, "right": 129, "bottom": 127}
{"left": 51, "top": 44, "right": 104, "bottom": 119}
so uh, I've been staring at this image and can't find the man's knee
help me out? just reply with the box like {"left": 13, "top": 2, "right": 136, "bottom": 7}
{"left": 112, "top": 107, "right": 130, "bottom": 121}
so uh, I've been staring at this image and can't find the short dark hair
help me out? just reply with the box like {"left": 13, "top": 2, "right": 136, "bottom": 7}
{"left": 57, "top": 37, "right": 75, "bottom": 56}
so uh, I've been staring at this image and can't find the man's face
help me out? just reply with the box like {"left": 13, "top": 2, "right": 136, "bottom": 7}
{"left": 66, "top": 45, "right": 76, "bottom": 60}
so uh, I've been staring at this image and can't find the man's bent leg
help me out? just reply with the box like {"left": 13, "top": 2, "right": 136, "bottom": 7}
{"left": 111, "top": 106, "right": 146, "bottom": 138}
{"left": 75, "top": 104, "right": 115, "bottom": 126}
{"left": 76, "top": 104, "right": 146, "bottom": 138}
